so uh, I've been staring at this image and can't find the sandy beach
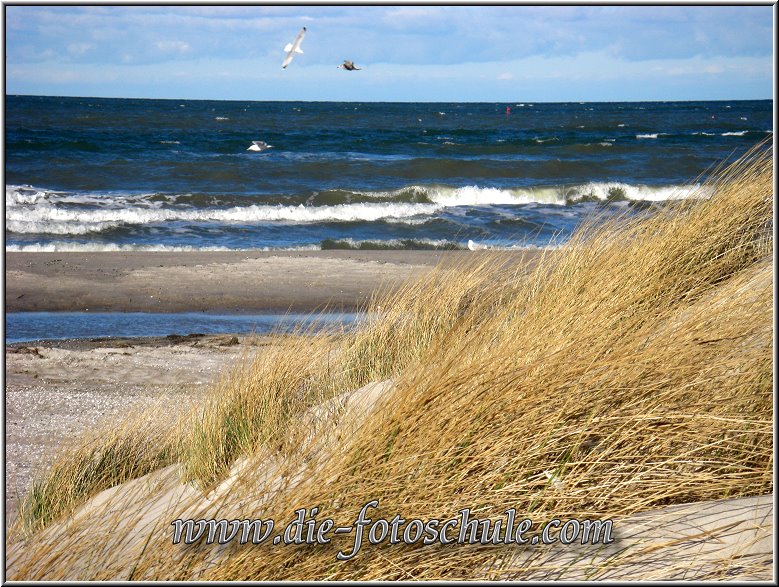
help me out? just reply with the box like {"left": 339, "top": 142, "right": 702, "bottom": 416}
{"left": 6, "top": 250, "right": 507, "bottom": 313}
{"left": 5, "top": 334, "right": 268, "bottom": 525}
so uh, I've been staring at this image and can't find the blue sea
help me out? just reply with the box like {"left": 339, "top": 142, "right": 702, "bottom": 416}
{"left": 4, "top": 95, "right": 772, "bottom": 252}
{"left": 4, "top": 311, "right": 363, "bottom": 344}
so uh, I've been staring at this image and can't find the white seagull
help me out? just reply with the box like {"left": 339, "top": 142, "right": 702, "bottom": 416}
{"left": 282, "top": 27, "right": 306, "bottom": 69}
{"left": 247, "top": 141, "right": 273, "bottom": 152}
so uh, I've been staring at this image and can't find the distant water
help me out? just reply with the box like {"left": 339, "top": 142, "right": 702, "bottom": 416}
{"left": 5, "top": 95, "right": 772, "bottom": 251}
{"left": 5, "top": 311, "right": 362, "bottom": 344}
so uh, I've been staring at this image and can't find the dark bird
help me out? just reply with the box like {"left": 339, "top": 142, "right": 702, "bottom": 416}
{"left": 338, "top": 60, "right": 361, "bottom": 71}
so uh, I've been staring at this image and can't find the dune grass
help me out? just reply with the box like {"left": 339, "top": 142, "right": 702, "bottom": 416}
{"left": 14, "top": 400, "right": 182, "bottom": 536}
{"left": 9, "top": 142, "right": 773, "bottom": 580}
{"left": 182, "top": 256, "right": 523, "bottom": 488}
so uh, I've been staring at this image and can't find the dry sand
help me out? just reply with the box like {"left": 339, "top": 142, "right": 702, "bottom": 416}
{"left": 4, "top": 334, "right": 267, "bottom": 525}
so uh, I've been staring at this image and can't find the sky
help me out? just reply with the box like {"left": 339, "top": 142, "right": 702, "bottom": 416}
{"left": 4, "top": 5, "right": 774, "bottom": 102}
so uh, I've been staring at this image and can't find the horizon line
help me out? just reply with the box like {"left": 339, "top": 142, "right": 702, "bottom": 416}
{"left": 6, "top": 93, "right": 774, "bottom": 104}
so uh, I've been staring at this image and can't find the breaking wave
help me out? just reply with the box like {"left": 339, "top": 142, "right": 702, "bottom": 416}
{"left": 6, "top": 182, "right": 709, "bottom": 236}
{"left": 5, "top": 242, "right": 320, "bottom": 252}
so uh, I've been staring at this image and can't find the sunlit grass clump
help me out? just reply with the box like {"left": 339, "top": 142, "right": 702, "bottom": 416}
{"left": 8, "top": 144, "right": 773, "bottom": 581}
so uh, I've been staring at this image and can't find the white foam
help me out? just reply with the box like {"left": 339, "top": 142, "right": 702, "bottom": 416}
{"left": 383, "top": 217, "right": 432, "bottom": 226}
{"left": 5, "top": 181, "right": 711, "bottom": 238}
{"left": 429, "top": 183, "right": 707, "bottom": 206}
{"left": 636, "top": 133, "right": 659, "bottom": 139}
{"left": 5, "top": 243, "right": 321, "bottom": 252}
{"left": 6, "top": 201, "right": 443, "bottom": 234}
{"left": 5, "top": 186, "right": 48, "bottom": 207}
{"left": 567, "top": 182, "right": 710, "bottom": 202}
{"left": 356, "top": 185, "right": 567, "bottom": 208}
{"left": 6, "top": 185, "right": 161, "bottom": 208}
{"left": 324, "top": 237, "right": 455, "bottom": 250}
{"left": 721, "top": 130, "right": 748, "bottom": 136}
{"left": 6, "top": 220, "right": 121, "bottom": 235}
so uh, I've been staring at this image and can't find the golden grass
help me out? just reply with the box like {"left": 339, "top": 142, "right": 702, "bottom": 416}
{"left": 9, "top": 143, "right": 773, "bottom": 580}
{"left": 13, "top": 399, "right": 182, "bottom": 537}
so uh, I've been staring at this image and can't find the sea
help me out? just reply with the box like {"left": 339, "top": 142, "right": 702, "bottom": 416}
{"left": 5, "top": 95, "right": 773, "bottom": 253}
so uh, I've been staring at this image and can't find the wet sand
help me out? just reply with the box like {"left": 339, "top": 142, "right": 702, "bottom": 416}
{"left": 5, "top": 250, "right": 509, "bottom": 313}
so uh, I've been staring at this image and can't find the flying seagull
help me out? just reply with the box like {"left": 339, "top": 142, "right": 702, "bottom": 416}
{"left": 282, "top": 27, "right": 306, "bottom": 69}
{"left": 338, "top": 60, "right": 361, "bottom": 71}
{"left": 247, "top": 141, "right": 273, "bottom": 152}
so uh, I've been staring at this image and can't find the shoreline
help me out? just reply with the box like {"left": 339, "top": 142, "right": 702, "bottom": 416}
{"left": 5, "top": 249, "right": 543, "bottom": 314}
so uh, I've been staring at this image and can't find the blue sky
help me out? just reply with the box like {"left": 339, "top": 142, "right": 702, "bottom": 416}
{"left": 5, "top": 5, "right": 774, "bottom": 102}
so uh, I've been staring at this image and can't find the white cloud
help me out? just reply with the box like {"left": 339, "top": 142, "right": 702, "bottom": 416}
{"left": 67, "top": 43, "right": 93, "bottom": 57}
{"left": 154, "top": 40, "right": 191, "bottom": 55}
{"left": 498, "top": 72, "right": 514, "bottom": 80}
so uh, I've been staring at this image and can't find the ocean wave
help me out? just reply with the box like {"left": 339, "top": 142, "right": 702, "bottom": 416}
{"left": 721, "top": 131, "right": 748, "bottom": 136}
{"left": 414, "top": 183, "right": 707, "bottom": 206}
{"left": 5, "top": 242, "right": 320, "bottom": 252}
{"left": 353, "top": 185, "right": 566, "bottom": 207}
{"left": 320, "top": 238, "right": 464, "bottom": 251}
{"left": 5, "top": 186, "right": 49, "bottom": 207}
{"left": 5, "top": 201, "right": 443, "bottom": 234}
{"left": 5, "top": 240, "right": 556, "bottom": 254}
{"left": 5, "top": 182, "right": 709, "bottom": 236}
{"left": 319, "top": 238, "right": 556, "bottom": 252}
{"left": 564, "top": 182, "right": 709, "bottom": 203}
{"left": 382, "top": 216, "right": 434, "bottom": 226}
{"left": 6, "top": 185, "right": 161, "bottom": 209}
{"left": 6, "top": 220, "right": 122, "bottom": 235}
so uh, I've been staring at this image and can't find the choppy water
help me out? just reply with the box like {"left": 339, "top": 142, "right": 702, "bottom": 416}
{"left": 5, "top": 95, "right": 772, "bottom": 251}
